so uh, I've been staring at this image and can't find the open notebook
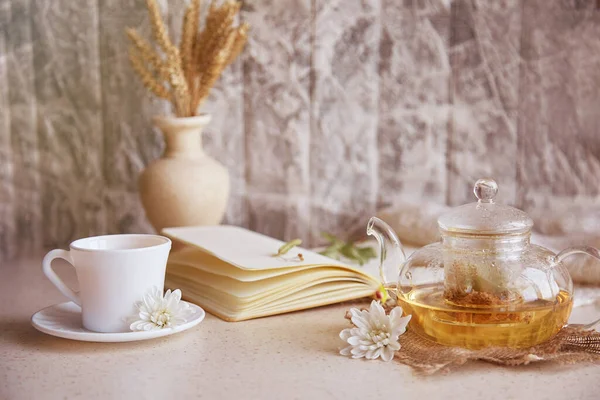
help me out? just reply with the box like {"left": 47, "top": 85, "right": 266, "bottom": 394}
{"left": 161, "top": 225, "right": 381, "bottom": 321}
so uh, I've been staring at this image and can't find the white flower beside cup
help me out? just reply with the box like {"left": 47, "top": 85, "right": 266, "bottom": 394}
{"left": 130, "top": 287, "right": 195, "bottom": 331}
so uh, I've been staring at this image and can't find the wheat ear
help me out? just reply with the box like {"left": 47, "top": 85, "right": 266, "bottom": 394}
{"left": 194, "top": 28, "right": 237, "bottom": 109}
{"left": 225, "top": 23, "right": 249, "bottom": 66}
{"left": 126, "top": 28, "right": 163, "bottom": 70}
{"left": 128, "top": 51, "right": 170, "bottom": 99}
{"left": 180, "top": 0, "right": 201, "bottom": 82}
{"left": 145, "top": 0, "right": 175, "bottom": 55}
{"left": 192, "top": 2, "right": 241, "bottom": 109}
{"left": 194, "top": 2, "right": 236, "bottom": 75}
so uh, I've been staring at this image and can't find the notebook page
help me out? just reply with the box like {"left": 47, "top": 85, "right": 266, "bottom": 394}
{"left": 168, "top": 248, "right": 316, "bottom": 282}
{"left": 173, "top": 281, "right": 373, "bottom": 321}
{"left": 168, "top": 263, "right": 372, "bottom": 299}
{"left": 163, "top": 225, "right": 353, "bottom": 271}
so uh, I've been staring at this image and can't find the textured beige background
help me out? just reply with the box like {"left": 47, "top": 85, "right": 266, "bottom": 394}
{"left": 1, "top": 0, "right": 600, "bottom": 261}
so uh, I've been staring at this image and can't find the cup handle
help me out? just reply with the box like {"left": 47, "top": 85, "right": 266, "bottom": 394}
{"left": 42, "top": 249, "right": 81, "bottom": 306}
{"left": 555, "top": 246, "right": 600, "bottom": 330}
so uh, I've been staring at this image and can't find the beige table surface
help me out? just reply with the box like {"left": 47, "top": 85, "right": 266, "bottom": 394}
{"left": 1, "top": 256, "right": 600, "bottom": 400}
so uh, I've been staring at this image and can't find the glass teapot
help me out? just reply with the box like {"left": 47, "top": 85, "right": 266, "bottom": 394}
{"left": 367, "top": 178, "right": 600, "bottom": 349}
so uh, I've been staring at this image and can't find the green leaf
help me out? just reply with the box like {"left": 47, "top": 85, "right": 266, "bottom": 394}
{"left": 325, "top": 241, "right": 344, "bottom": 252}
{"left": 319, "top": 248, "right": 338, "bottom": 259}
{"left": 357, "top": 246, "right": 376, "bottom": 259}
{"left": 321, "top": 232, "right": 342, "bottom": 245}
{"left": 340, "top": 244, "right": 363, "bottom": 262}
{"left": 274, "top": 239, "right": 302, "bottom": 257}
{"left": 318, "top": 232, "right": 377, "bottom": 266}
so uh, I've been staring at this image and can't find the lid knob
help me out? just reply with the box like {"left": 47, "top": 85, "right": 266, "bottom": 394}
{"left": 474, "top": 178, "right": 498, "bottom": 203}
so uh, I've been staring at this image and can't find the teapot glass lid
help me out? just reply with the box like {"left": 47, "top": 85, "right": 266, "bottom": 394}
{"left": 437, "top": 178, "right": 533, "bottom": 235}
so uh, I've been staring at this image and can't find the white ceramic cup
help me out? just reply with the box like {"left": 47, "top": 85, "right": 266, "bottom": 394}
{"left": 42, "top": 234, "right": 172, "bottom": 333}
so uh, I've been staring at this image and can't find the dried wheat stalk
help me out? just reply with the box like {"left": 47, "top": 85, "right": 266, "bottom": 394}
{"left": 181, "top": 0, "right": 202, "bottom": 85}
{"left": 126, "top": 0, "right": 248, "bottom": 117}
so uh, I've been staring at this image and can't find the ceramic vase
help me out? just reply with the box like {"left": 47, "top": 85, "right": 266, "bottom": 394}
{"left": 139, "top": 115, "right": 229, "bottom": 232}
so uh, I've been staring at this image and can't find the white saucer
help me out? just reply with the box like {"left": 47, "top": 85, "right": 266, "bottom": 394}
{"left": 31, "top": 301, "right": 205, "bottom": 342}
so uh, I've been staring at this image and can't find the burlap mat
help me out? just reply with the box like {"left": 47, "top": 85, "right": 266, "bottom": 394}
{"left": 345, "top": 310, "right": 600, "bottom": 375}
{"left": 394, "top": 326, "right": 600, "bottom": 374}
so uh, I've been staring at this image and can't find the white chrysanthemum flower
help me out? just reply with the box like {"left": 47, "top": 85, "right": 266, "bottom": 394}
{"left": 340, "top": 300, "right": 411, "bottom": 362}
{"left": 130, "top": 287, "right": 195, "bottom": 331}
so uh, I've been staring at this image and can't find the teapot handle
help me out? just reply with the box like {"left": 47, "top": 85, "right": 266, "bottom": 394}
{"left": 367, "top": 217, "right": 406, "bottom": 286}
{"left": 556, "top": 246, "right": 600, "bottom": 330}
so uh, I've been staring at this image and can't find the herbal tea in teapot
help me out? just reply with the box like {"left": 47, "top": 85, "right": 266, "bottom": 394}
{"left": 368, "top": 179, "right": 599, "bottom": 349}
{"left": 398, "top": 285, "right": 572, "bottom": 349}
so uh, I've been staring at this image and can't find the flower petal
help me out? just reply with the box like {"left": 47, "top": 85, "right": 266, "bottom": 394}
{"left": 366, "top": 347, "right": 383, "bottom": 360}
{"left": 340, "top": 346, "right": 353, "bottom": 356}
{"left": 350, "top": 315, "right": 371, "bottom": 331}
{"left": 349, "top": 308, "right": 362, "bottom": 319}
{"left": 387, "top": 340, "right": 401, "bottom": 351}
{"left": 351, "top": 346, "right": 365, "bottom": 356}
{"left": 142, "top": 289, "right": 158, "bottom": 312}
{"left": 166, "top": 289, "right": 182, "bottom": 310}
{"left": 129, "top": 321, "right": 143, "bottom": 331}
{"left": 349, "top": 327, "right": 363, "bottom": 338}
{"left": 369, "top": 301, "right": 390, "bottom": 331}
{"left": 391, "top": 315, "right": 412, "bottom": 338}
{"left": 350, "top": 308, "right": 373, "bottom": 331}
{"left": 340, "top": 328, "right": 353, "bottom": 341}
{"left": 389, "top": 306, "right": 405, "bottom": 325}
{"left": 369, "top": 300, "right": 386, "bottom": 321}
{"left": 348, "top": 335, "right": 365, "bottom": 346}
{"left": 130, "top": 320, "right": 158, "bottom": 332}
{"left": 381, "top": 346, "right": 395, "bottom": 362}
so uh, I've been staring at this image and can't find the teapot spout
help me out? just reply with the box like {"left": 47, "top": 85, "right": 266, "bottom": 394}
{"left": 367, "top": 217, "right": 406, "bottom": 286}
